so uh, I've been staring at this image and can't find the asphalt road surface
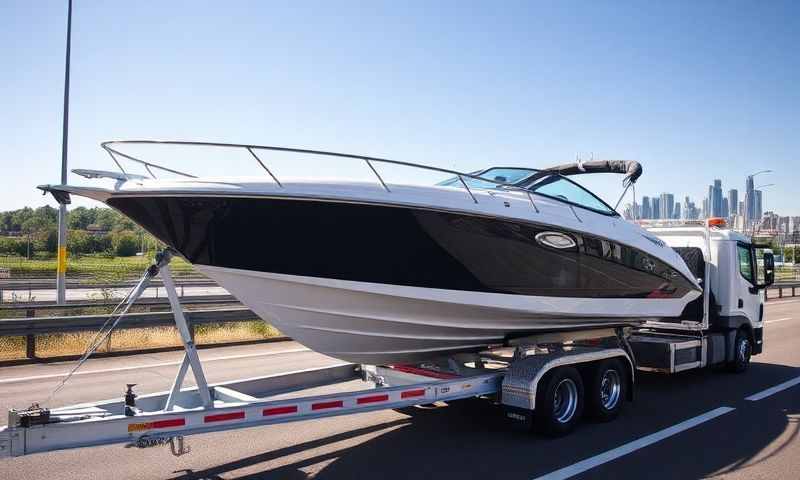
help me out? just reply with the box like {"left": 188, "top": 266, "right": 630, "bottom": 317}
{"left": 1, "top": 299, "right": 798, "bottom": 479}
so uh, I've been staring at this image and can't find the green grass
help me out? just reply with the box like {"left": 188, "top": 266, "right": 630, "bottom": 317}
{"left": 0, "top": 254, "right": 195, "bottom": 278}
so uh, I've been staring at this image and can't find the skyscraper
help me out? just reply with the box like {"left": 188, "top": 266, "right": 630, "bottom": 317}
{"left": 707, "top": 185, "right": 714, "bottom": 218}
{"left": 683, "top": 196, "right": 698, "bottom": 220}
{"left": 674, "top": 203, "right": 681, "bottom": 219}
{"left": 660, "top": 193, "right": 675, "bottom": 220}
{"left": 711, "top": 179, "right": 723, "bottom": 217}
{"left": 642, "top": 196, "right": 652, "bottom": 219}
{"left": 746, "top": 175, "right": 756, "bottom": 222}
{"left": 652, "top": 197, "right": 661, "bottom": 220}
{"left": 728, "top": 189, "right": 738, "bottom": 216}
{"left": 755, "top": 190, "right": 763, "bottom": 220}
{"left": 722, "top": 197, "right": 729, "bottom": 218}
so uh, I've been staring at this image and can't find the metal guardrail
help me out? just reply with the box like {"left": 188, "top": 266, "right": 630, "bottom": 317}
{"left": 0, "top": 278, "right": 221, "bottom": 304}
{"left": 0, "top": 307, "right": 257, "bottom": 336}
{"left": 0, "top": 306, "right": 262, "bottom": 361}
{"left": 0, "top": 294, "right": 237, "bottom": 314}
{"left": 0, "top": 278, "right": 217, "bottom": 290}
{"left": 766, "top": 282, "right": 800, "bottom": 302}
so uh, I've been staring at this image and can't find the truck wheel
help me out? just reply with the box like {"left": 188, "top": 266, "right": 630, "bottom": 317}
{"left": 585, "top": 358, "right": 627, "bottom": 422}
{"left": 535, "top": 366, "right": 584, "bottom": 436}
{"left": 727, "top": 329, "right": 752, "bottom": 373}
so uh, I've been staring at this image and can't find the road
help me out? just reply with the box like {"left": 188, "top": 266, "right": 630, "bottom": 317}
{"left": 0, "top": 299, "right": 798, "bottom": 479}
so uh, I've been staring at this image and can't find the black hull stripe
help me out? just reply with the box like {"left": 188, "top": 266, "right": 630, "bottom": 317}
{"left": 107, "top": 195, "right": 697, "bottom": 299}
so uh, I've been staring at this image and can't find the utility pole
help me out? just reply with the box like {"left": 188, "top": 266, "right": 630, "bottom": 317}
{"left": 56, "top": 0, "right": 72, "bottom": 305}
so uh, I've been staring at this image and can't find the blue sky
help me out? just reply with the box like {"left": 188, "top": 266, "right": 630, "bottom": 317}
{"left": 1, "top": 1, "right": 798, "bottom": 214}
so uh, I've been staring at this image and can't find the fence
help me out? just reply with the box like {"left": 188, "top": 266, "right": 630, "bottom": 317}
{"left": 0, "top": 278, "right": 220, "bottom": 303}
{"left": 766, "top": 282, "right": 800, "bottom": 302}
{"left": 0, "top": 305, "right": 269, "bottom": 362}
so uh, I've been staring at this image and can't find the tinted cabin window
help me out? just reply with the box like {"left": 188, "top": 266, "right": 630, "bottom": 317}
{"left": 738, "top": 244, "right": 753, "bottom": 283}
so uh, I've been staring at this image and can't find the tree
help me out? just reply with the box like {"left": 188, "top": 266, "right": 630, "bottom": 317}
{"left": 67, "top": 207, "right": 96, "bottom": 230}
{"left": 33, "top": 228, "right": 58, "bottom": 254}
{"left": 112, "top": 231, "right": 139, "bottom": 256}
{"left": 94, "top": 208, "right": 118, "bottom": 230}
{"left": 67, "top": 230, "right": 93, "bottom": 255}
{"left": 0, "top": 237, "right": 28, "bottom": 256}
{"left": 10, "top": 207, "right": 34, "bottom": 232}
{"left": 0, "top": 211, "right": 12, "bottom": 232}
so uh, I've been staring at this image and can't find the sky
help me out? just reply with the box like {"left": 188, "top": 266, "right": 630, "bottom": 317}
{"left": 1, "top": 0, "right": 798, "bottom": 214}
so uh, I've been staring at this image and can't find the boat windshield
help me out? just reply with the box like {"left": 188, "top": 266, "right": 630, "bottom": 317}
{"left": 438, "top": 166, "right": 616, "bottom": 216}
{"left": 437, "top": 167, "right": 538, "bottom": 189}
{"left": 526, "top": 176, "right": 615, "bottom": 215}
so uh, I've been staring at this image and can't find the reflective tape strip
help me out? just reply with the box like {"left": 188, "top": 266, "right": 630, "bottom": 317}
{"left": 263, "top": 405, "right": 298, "bottom": 416}
{"left": 204, "top": 411, "right": 245, "bottom": 423}
{"left": 401, "top": 389, "right": 426, "bottom": 399}
{"left": 312, "top": 400, "right": 343, "bottom": 410}
{"left": 57, "top": 246, "right": 68, "bottom": 274}
{"left": 357, "top": 394, "right": 389, "bottom": 404}
{"left": 127, "top": 418, "right": 186, "bottom": 432}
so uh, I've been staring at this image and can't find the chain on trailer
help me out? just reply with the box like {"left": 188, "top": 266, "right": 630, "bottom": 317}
{"left": 127, "top": 434, "right": 190, "bottom": 456}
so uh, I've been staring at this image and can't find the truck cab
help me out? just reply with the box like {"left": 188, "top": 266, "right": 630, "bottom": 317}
{"left": 631, "top": 219, "right": 775, "bottom": 372}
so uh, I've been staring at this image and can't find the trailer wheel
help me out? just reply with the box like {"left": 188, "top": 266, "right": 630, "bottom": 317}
{"left": 727, "top": 329, "right": 752, "bottom": 373}
{"left": 585, "top": 358, "right": 627, "bottom": 422}
{"left": 535, "top": 366, "right": 584, "bottom": 436}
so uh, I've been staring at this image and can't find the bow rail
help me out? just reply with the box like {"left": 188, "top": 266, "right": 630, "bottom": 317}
{"left": 100, "top": 140, "right": 544, "bottom": 209}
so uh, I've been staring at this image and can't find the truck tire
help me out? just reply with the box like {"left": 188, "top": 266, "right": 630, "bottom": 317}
{"left": 585, "top": 358, "right": 627, "bottom": 422}
{"left": 535, "top": 366, "right": 584, "bottom": 436}
{"left": 727, "top": 328, "right": 752, "bottom": 373}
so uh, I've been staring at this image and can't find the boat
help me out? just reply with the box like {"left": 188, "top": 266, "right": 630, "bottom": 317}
{"left": 39, "top": 140, "right": 701, "bottom": 364}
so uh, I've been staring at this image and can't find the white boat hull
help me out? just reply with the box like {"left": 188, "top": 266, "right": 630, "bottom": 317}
{"left": 198, "top": 265, "right": 699, "bottom": 364}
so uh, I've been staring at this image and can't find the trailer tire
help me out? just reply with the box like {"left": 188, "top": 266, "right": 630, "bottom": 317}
{"left": 535, "top": 366, "right": 584, "bottom": 436}
{"left": 584, "top": 358, "right": 627, "bottom": 422}
{"left": 727, "top": 328, "right": 752, "bottom": 373}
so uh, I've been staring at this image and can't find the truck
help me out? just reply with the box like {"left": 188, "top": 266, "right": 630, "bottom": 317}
{"left": 0, "top": 219, "right": 775, "bottom": 457}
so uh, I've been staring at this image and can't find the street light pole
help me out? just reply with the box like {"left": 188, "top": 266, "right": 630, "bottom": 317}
{"left": 747, "top": 183, "right": 775, "bottom": 238}
{"left": 56, "top": 0, "right": 73, "bottom": 305}
{"left": 745, "top": 169, "right": 772, "bottom": 230}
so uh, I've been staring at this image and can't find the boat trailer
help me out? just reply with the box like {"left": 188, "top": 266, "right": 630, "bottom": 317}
{"left": 1, "top": 251, "right": 637, "bottom": 458}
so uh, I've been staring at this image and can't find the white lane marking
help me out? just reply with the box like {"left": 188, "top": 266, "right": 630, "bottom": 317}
{"left": 531, "top": 407, "right": 735, "bottom": 480}
{"left": 746, "top": 376, "right": 800, "bottom": 401}
{"left": 0, "top": 347, "right": 310, "bottom": 384}
{"left": 765, "top": 317, "right": 793, "bottom": 324}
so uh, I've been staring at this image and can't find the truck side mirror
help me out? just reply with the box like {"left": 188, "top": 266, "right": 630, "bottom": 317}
{"left": 760, "top": 251, "right": 775, "bottom": 288}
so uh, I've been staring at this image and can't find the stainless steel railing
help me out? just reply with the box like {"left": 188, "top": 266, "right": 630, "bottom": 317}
{"left": 100, "top": 140, "right": 542, "bottom": 211}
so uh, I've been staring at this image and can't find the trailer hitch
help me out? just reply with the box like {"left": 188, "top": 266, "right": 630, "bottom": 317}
{"left": 128, "top": 434, "right": 190, "bottom": 457}
{"left": 8, "top": 404, "right": 52, "bottom": 428}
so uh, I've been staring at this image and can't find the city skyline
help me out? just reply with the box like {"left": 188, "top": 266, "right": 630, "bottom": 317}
{"left": 626, "top": 173, "right": 772, "bottom": 227}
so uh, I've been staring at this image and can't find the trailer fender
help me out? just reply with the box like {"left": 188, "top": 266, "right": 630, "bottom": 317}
{"left": 501, "top": 348, "right": 633, "bottom": 412}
